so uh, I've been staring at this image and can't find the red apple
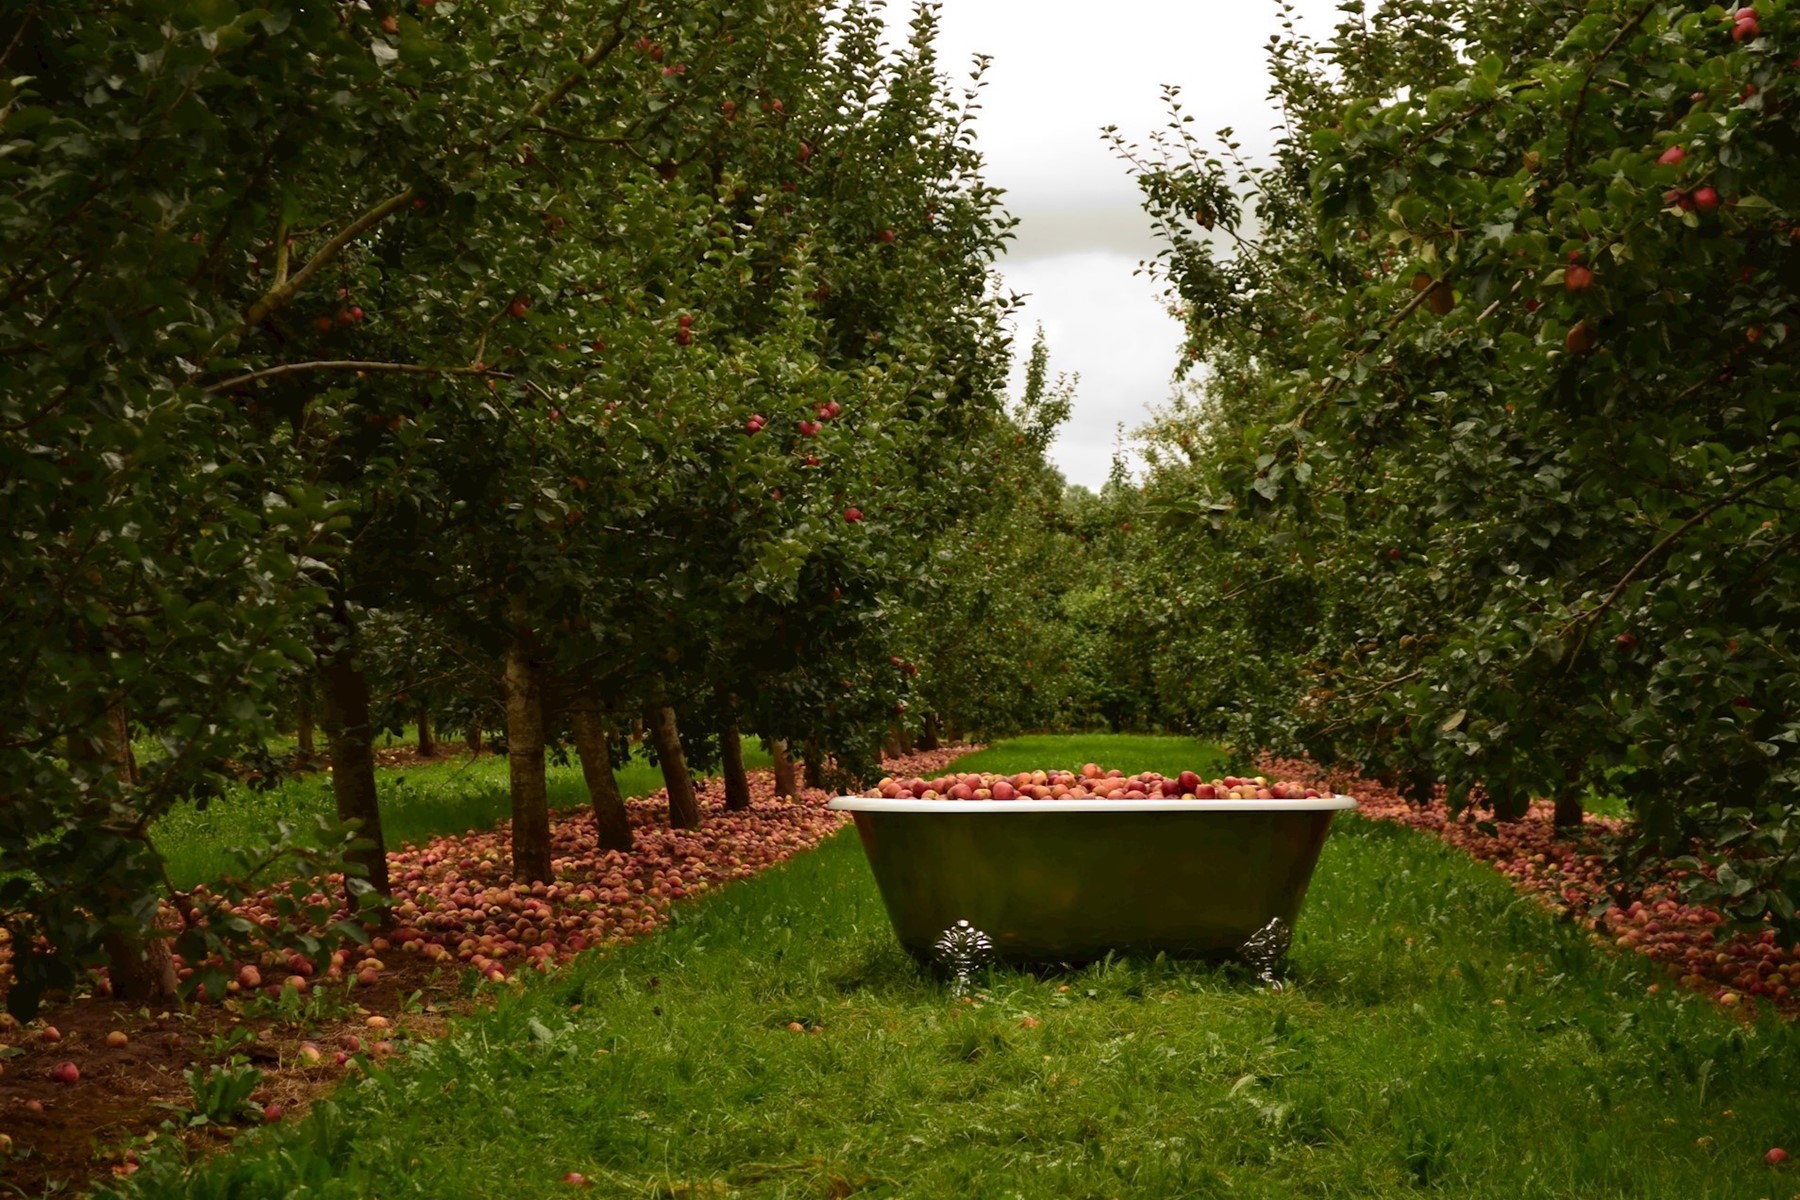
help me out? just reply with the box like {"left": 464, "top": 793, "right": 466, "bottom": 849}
{"left": 990, "top": 780, "right": 1017, "bottom": 801}
{"left": 1767, "top": 1147, "right": 1789, "bottom": 1165}
{"left": 1657, "top": 145, "right": 1686, "bottom": 167}
{"left": 49, "top": 1061, "right": 79, "bottom": 1084}
{"left": 1564, "top": 264, "right": 1594, "bottom": 293}
{"left": 508, "top": 297, "right": 530, "bottom": 319}
{"left": 1692, "top": 186, "right": 1720, "bottom": 214}
{"left": 843, "top": 507, "right": 863, "bottom": 522}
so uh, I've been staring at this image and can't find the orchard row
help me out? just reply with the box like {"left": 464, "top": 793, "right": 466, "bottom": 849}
{"left": 0, "top": 1, "right": 1074, "bottom": 1020}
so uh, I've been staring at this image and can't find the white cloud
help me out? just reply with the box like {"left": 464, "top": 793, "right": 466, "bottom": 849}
{"left": 884, "top": 0, "right": 1347, "bottom": 489}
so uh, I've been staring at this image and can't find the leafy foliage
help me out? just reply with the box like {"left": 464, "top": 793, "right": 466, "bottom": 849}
{"left": 1118, "top": 0, "right": 1800, "bottom": 928}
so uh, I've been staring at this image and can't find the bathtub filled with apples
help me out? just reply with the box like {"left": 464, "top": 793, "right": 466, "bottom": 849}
{"left": 829, "top": 765, "right": 1356, "bottom": 969}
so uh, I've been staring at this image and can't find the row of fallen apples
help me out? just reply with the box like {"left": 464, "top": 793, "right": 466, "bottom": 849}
{"left": 5, "top": 751, "right": 973, "bottom": 1069}
{"left": 1260, "top": 754, "right": 1800, "bottom": 1016}
{"left": 861, "top": 764, "right": 1328, "bottom": 801}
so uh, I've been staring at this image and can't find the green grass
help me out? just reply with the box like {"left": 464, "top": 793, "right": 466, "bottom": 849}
{"left": 153, "top": 740, "right": 772, "bottom": 891}
{"left": 943, "top": 732, "right": 1229, "bottom": 779}
{"left": 116, "top": 736, "right": 1800, "bottom": 1199}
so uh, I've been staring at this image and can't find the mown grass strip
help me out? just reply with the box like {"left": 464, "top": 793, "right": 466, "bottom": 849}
{"left": 115, "top": 737, "right": 1798, "bottom": 1199}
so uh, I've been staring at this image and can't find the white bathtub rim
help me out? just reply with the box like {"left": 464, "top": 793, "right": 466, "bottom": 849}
{"left": 827, "top": 795, "right": 1359, "bottom": 814}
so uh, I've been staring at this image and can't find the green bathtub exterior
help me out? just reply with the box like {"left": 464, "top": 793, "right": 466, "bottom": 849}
{"left": 828, "top": 797, "right": 1356, "bottom": 965}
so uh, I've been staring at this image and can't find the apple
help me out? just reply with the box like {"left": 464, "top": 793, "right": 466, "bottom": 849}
{"left": 877, "top": 229, "right": 896, "bottom": 243}
{"left": 507, "top": 297, "right": 530, "bottom": 319}
{"left": 798, "top": 420, "right": 821, "bottom": 437}
{"left": 1616, "top": 632, "right": 1637, "bottom": 650}
{"left": 1565, "top": 320, "right": 1598, "bottom": 353}
{"left": 1768, "top": 1147, "right": 1789, "bottom": 1165}
{"left": 674, "top": 327, "right": 692, "bottom": 346}
{"left": 1657, "top": 145, "right": 1686, "bottom": 167}
{"left": 843, "top": 507, "right": 863, "bottom": 522}
{"left": 1692, "top": 186, "right": 1720, "bottom": 214}
{"left": 1734, "top": 15, "right": 1759, "bottom": 39}
{"left": 263, "top": 1104, "right": 284, "bottom": 1123}
{"left": 990, "top": 780, "right": 1017, "bottom": 801}
{"left": 40, "top": 1025, "right": 60, "bottom": 1043}
{"left": 106, "top": 1030, "right": 129, "bottom": 1048}
{"left": 49, "top": 1061, "right": 79, "bottom": 1084}
{"left": 564, "top": 1173, "right": 593, "bottom": 1187}
{"left": 1564, "top": 264, "right": 1594, "bottom": 293}
{"left": 239, "top": 964, "right": 262, "bottom": 990}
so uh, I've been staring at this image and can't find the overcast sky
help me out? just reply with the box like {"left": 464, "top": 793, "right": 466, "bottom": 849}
{"left": 884, "top": 0, "right": 1347, "bottom": 489}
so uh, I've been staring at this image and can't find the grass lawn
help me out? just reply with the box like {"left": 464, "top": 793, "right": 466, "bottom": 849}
{"left": 153, "top": 740, "right": 772, "bottom": 891}
{"left": 115, "top": 735, "right": 1799, "bottom": 1199}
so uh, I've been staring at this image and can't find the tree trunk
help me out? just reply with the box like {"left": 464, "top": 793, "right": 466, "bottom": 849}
{"left": 505, "top": 612, "right": 554, "bottom": 884}
{"left": 1487, "top": 783, "right": 1529, "bottom": 822}
{"left": 896, "top": 721, "right": 915, "bottom": 755}
{"left": 645, "top": 700, "right": 702, "bottom": 829}
{"left": 69, "top": 698, "right": 175, "bottom": 1003}
{"left": 102, "top": 926, "right": 178, "bottom": 1005}
{"left": 917, "top": 713, "right": 940, "bottom": 752}
{"left": 466, "top": 722, "right": 483, "bottom": 754}
{"left": 416, "top": 706, "right": 435, "bottom": 758}
{"left": 571, "top": 707, "right": 634, "bottom": 852}
{"left": 1553, "top": 791, "right": 1585, "bottom": 828}
{"left": 882, "top": 725, "right": 904, "bottom": 760}
{"left": 721, "top": 720, "right": 752, "bottom": 811}
{"left": 317, "top": 649, "right": 392, "bottom": 904}
{"left": 295, "top": 681, "right": 316, "bottom": 760}
{"left": 802, "top": 741, "right": 827, "bottom": 790}
{"left": 771, "top": 739, "right": 798, "bottom": 799}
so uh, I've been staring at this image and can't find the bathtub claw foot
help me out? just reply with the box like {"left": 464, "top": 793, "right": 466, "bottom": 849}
{"left": 933, "top": 919, "right": 994, "bottom": 995}
{"left": 1240, "top": 917, "right": 1292, "bottom": 989}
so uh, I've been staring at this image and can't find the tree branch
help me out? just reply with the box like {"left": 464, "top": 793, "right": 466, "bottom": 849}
{"left": 1559, "top": 467, "right": 1786, "bottom": 668}
{"left": 228, "top": 185, "right": 417, "bottom": 340}
{"left": 1560, "top": 2, "right": 1657, "bottom": 177}
{"left": 204, "top": 359, "right": 503, "bottom": 394}
{"left": 528, "top": 18, "right": 634, "bottom": 120}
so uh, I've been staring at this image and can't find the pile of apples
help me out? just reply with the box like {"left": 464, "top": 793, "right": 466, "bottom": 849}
{"left": 862, "top": 763, "right": 1327, "bottom": 801}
